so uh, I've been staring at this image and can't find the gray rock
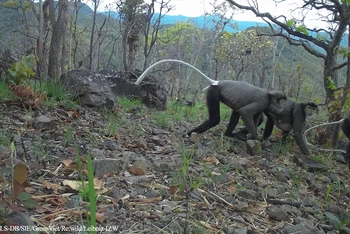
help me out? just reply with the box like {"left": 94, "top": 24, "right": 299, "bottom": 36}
{"left": 262, "top": 140, "right": 272, "bottom": 149}
{"left": 65, "top": 195, "right": 80, "bottom": 208}
{"left": 265, "top": 187, "right": 279, "bottom": 198}
{"left": 7, "top": 211, "right": 38, "bottom": 234}
{"left": 223, "top": 226, "right": 249, "bottom": 234}
{"left": 101, "top": 70, "right": 167, "bottom": 111}
{"left": 61, "top": 69, "right": 116, "bottom": 108}
{"left": 246, "top": 140, "right": 262, "bottom": 155}
{"left": 283, "top": 224, "right": 312, "bottom": 234}
{"left": 111, "top": 187, "right": 127, "bottom": 199}
{"left": 122, "top": 151, "right": 139, "bottom": 162}
{"left": 90, "top": 148, "right": 106, "bottom": 159}
{"left": 132, "top": 158, "right": 148, "bottom": 171}
{"left": 238, "top": 189, "right": 258, "bottom": 200}
{"left": 302, "top": 196, "right": 318, "bottom": 208}
{"left": 33, "top": 115, "right": 54, "bottom": 130}
{"left": 267, "top": 205, "right": 289, "bottom": 221}
{"left": 102, "top": 140, "right": 119, "bottom": 151}
{"left": 92, "top": 159, "right": 124, "bottom": 177}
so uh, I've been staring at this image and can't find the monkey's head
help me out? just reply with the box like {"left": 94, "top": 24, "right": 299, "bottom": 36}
{"left": 304, "top": 102, "right": 319, "bottom": 116}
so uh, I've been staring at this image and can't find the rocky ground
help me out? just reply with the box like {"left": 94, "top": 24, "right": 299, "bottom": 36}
{"left": 0, "top": 100, "right": 350, "bottom": 234}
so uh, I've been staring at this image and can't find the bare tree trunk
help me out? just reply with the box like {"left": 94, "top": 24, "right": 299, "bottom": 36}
{"left": 72, "top": 0, "right": 79, "bottom": 68}
{"left": 88, "top": 0, "right": 99, "bottom": 70}
{"left": 48, "top": 0, "right": 68, "bottom": 78}
{"left": 333, "top": 25, "right": 350, "bottom": 147}
{"left": 36, "top": 0, "right": 44, "bottom": 78}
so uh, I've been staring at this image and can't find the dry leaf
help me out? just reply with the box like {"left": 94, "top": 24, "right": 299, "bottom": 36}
{"left": 203, "top": 156, "right": 220, "bottom": 165}
{"left": 42, "top": 180, "right": 59, "bottom": 191}
{"left": 96, "top": 213, "right": 105, "bottom": 223}
{"left": 14, "top": 162, "right": 28, "bottom": 184}
{"left": 169, "top": 185, "right": 179, "bottom": 195}
{"left": 127, "top": 166, "right": 145, "bottom": 175}
{"left": 67, "top": 111, "right": 80, "bottom": 118}
{"left": 62, "top": 159, "right": 73, "bottom": 167}
{"left": 13, "top": 180, "right": 24, "bottom": 199}
{"left": 67, "top": 147, "right": 76, "bottom": 155}
{"left": 62, "top": 180, "right": 87, "bottom": 191}
{"left": 93, "top": 178, "right": 103, "bottom": 190}
{"left": 227, "top": 184, "right": 237, "bottom": 194}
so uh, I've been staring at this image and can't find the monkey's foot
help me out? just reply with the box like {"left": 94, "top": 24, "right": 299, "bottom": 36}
{"left": 293, "top": 155, "right": 327, "bottom": 171}
{"left": 233, "top": 132, "right": 248, "bottom": 141}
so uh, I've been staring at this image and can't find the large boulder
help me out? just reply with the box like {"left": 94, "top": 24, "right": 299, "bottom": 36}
{"left": 61, "top": 69, "right": 167, "bottom": 110}
{"left": 61, "top": 69, "right": 116, "bottom": 108}
{"left": 100, "top": 70, "right": 167, "bottom": 111}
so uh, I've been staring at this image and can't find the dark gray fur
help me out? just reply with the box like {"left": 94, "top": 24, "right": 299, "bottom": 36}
{"left": 264, "top": 99, "right": 318, "bottom": 155}
{"left": 187, "top": 80, "right": 286, "bottom": 139}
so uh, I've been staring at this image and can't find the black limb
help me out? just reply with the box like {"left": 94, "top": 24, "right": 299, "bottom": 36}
{"left": 263, "top": 113, "right": 275, "bottom": 140}
{"left": 292, "top": 105, "right": 310, "bottom": 155}
{"left": 224, "top": 111, "right": 240, "bottom": 137}
{"left": 341, "top": 110, "right": 350, "bottom": 166}
{"left": 187, "top": 85, "right": 220, "bottom": 136}
{"left": 239, "top": 103, "right": 261, "bottom": 139}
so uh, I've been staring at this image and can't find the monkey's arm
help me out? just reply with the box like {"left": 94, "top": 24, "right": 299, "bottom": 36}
{"left": 263, "top": 113, "right": 275, "bottom": 140}
{"left": 292, "top": 105, "right": 310, "bottom": 155}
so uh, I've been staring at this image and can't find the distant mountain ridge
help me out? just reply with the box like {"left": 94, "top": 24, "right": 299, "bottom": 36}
{"left": 102, "top": 10, "right": 348, "bottom": 47}
{"left": 102, "top": 11, "right": 268, "bottom": 32}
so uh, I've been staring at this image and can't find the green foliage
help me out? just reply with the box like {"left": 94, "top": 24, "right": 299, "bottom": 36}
{"left": 311, "top": 153, "right": 327, "bottom": 165}
{"left": 339, "top": 47, "right": 350, "bottom": 59}
{"left": 272, "top": 139, "right": 292, "bottom": 154}
{"left": 18, "top": 191, "right": 38, "bottom": 209}
{"left": 64, "top": 125, "right": 74, "bottom": 147}
{"left": 87, "top": 151, "right": 97, "bottom": 233}
{"left": 179, "top": 147, "right": 194, "bottom": 191}
{"left": 34, "top": 79, "right": 76, "bottom": 109}
{"left": 118, "top": 97, "right": 143, "bottom": 112}
{"left": 0, "top": 80, "right": 13, "bottom": 100}
{"left": 152, "top": 112, "right": 170, "bottom": 129}
{"left": 0, "top": 129, "right": 12, "bottom": 146}
{"left": 286, "top": 19, "right": 294, "bottom": 27}
{"left": 101, "top": 108, "right": 119, "bottom": 137}
{"left": 167, "top": 99, "right": 203, "bottom": 123}
{"left": 327, "top": 76, "right": 337, "bottom": 91}
{"left": 325, "top": 183, "right": 334, "bottom": 205}
{"left": 296, "top": 25, "right": 309, "bottom": 35}
{"left": 325, "top": 212, "right": 350, "bottom": 233}
{"left": 5, "top": 55, "right": 35, "bottom": 85}
{"left": 1, "top": 0, "right": 32, "bottom": 9}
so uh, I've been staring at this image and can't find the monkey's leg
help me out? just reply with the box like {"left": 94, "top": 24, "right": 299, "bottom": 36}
{"left": 292, "top": 133, "right": 309, "bottom": 155}
{"left": 345, "top": 143, "right": 350, "bottom": 166}
{"left": 224, "top": 111, "right": 240, "bottom": 137}
{"left": 187, "top": 86, "right": 220, "bottom": 136}
{"left": 239, "top": 104, "right": 261, "bottom": 139}
{"left": 263, "top": 113, "right": 275, "bottom": 140}
{"left": 292, "top": 106, "right": 310, "bottom": 155}
{"left": 253, "top": 112, "right": 263, "bottom": 128}
{"left": 342, "top": 112, "right": 350, "bottom": 166}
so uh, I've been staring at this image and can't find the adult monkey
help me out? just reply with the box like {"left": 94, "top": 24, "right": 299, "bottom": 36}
{"left": 304, "top": 110, "right": 350, "bottom": 164}
{"left": 135, "top": 59, "right": 287, "bottom": 139}
{"left": 237, "top": 98, "right": 318, "bottom": 155}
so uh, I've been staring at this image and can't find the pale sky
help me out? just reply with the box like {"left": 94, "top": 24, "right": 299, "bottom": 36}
{"left": 163, "top": 0, "right": 325, "bottom": 28}
{"left": 97, "top": 0, "right": 328, "bottom": 29}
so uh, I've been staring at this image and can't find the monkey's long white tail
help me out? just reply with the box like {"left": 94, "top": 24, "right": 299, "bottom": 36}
{"left": 303, "top": 119, "right": 346, "bottom": 154}
{"left": 135, "top": 59, "right": 219, "bottom": 86}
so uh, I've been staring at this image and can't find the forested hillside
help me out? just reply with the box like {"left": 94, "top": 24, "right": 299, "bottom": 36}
{"left": 0, "top": 0, "right": 329, "bottom": 102}
{"left": 1, "top": 1, "right": 350, "bottom": 233}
